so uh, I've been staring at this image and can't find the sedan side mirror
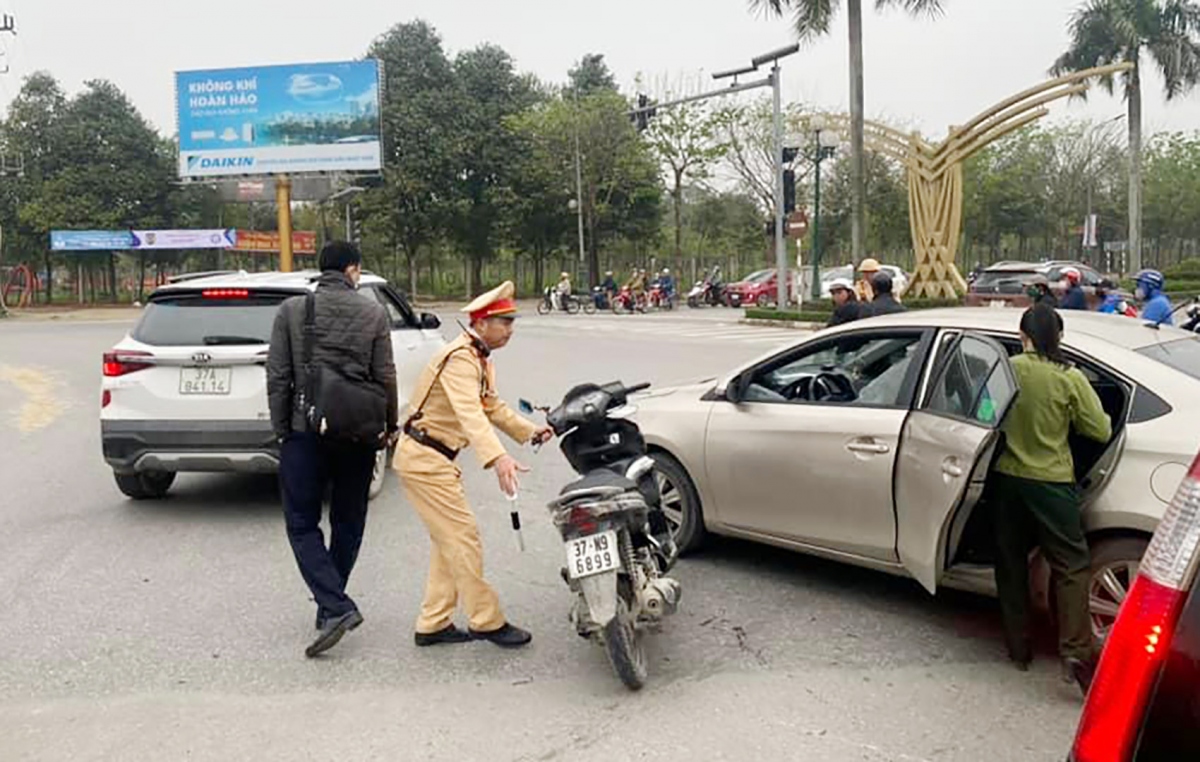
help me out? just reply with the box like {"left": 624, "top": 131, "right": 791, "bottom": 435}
{"left": 725, "top": 373, "right": 748, "bottom": 404}
{"left": 419, "top": 312, "right": 441, "bottom": 329}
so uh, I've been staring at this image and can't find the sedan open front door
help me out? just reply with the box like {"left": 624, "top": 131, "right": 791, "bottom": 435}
{"left": 894, "top": 332, "right": 1020, "bottom": 593}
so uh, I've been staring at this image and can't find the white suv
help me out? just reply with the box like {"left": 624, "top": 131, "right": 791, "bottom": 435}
{"left": 100, "top": 269, "right": 445, "bottom": 500}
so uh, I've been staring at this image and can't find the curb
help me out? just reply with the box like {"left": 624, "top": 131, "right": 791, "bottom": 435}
{"left": 739, "top": 318, "right": 823, "bottom": 330}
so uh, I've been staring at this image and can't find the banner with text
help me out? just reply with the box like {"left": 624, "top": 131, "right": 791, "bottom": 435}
{"left": 175, "top": 60, "right": 383, "bottom": 179}
{"left": 232, "top": 230, "right": 317, "bottom": 255}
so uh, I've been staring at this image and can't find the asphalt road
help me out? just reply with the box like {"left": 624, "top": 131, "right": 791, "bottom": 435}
{"left": 0, "top": 307, "right": 1085, "bottom": 761}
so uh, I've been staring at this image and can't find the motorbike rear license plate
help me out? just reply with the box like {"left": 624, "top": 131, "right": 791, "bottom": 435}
{"left": 565, "top": 529, "right": 619, "bottom": 580}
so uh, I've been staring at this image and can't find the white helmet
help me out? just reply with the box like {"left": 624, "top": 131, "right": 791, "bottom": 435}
{"left": 828, "top": 278, "right": 854, "bottom": 293}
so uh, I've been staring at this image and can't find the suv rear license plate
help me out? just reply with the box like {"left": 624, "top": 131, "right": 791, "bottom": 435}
{"left": 565, "top": 529, "right": 619, "bottom": 580}
{"left": 180, "top": 366, "right": 232, "bottom": 395}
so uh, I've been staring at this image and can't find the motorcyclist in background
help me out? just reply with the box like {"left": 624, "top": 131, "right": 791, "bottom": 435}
{"left": 1058, "top": 267, "right": 1087, "bottom": 311}
{"left": 1136, "top": 269, "right": 1173, "bottom": 325}
{"left": 1025, "top": 274, "right": 1058, "bottom": 308}
{"left": 1096, "top": 279, "right": 1137, "bottom": 317}
{"left": 597, "top": 271, "right": 618, "bottom": 308}
{"left": 658, "top": 268, "right": 675, "bottom": 303}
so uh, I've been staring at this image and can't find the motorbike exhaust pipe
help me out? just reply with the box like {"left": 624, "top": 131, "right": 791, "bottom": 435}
{"left": 641, "top": 577, "right": 682, "bottom": 617}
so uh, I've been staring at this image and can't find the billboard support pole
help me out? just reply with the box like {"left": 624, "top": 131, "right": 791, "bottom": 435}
{"left": 277, "top": 175, "right": 294, "bottom": 273}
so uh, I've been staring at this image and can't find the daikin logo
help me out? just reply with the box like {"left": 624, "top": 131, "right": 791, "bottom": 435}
{"left": 187, "top": 155, "right": 255, "bottom": 170}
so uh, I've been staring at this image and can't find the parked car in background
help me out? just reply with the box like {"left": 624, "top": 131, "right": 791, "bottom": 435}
{"left": 1070, "top": 448, "right": 1200, "bottom": 762}
{"left": 725, "top": 268, "right": 792, "bottom": 308}
{"left": 964, "top": 260, "right": 1115, "bottom": 309}
{"left": 635, "top": 309, "right": 1200, "bottom": 641}
{"left": 100, "top": 270, "right": 445, "bottom": 501}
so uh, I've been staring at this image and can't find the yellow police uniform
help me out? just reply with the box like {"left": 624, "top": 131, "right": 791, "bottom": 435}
{"left": 393, "top": 282, "right": 538, "bottom": 635}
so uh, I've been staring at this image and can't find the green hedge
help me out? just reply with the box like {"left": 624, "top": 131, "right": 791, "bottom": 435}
{"left": 745, "top": 297, "right": 963, "bottom": 323}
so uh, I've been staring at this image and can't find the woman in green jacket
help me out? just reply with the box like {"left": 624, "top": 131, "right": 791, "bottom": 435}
{"left": 992, "top": 303, "right": 1112, "bottom": 696}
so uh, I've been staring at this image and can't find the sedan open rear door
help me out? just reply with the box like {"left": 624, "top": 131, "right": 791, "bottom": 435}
{"left": 894, "top": 332, "right": 1020, "bottom": 593}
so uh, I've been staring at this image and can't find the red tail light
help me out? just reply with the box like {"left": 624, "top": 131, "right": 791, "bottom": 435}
{"left": 1072, "top": 454, "right": 1200, "bottom": 762}
{"left": 202, "top": 288, "right": 249, "bottom": 299}
{"left": 101, "top": 389, "right": 112, "bottom": 408}
{"left": 568, "top": 506, "right": 598, "bottom": 535}
{"left": 102, "top": 350, "right": 153, "bottom": 377}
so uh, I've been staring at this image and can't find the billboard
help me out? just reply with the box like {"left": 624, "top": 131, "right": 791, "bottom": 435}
{"left": 50, "top": 230, "right": 236, "bottom": 251}
{"left": 175, "top": 60, "right": 383, "bottom": 179}
{"left": 214, "top": 176, "right": 334, "bottom": 203}
{"left": 232, "top": 230, "right": 317, "bottom": 255}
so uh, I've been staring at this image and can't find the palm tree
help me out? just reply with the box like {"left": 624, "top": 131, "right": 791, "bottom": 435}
{"left": 751, "top": 1, "right": 944, "bottom": 267}
{"left": 1052, "top": 0, "right": 1200, "bottom": 274}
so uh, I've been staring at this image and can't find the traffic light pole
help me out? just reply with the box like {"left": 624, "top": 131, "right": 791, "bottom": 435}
{"left": 771, "top": 63, "right": 787, "bottom": 311}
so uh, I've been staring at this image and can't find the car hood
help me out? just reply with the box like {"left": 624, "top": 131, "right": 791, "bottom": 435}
{"left": 633, "top": 377, "right": 718, "bottom": 403}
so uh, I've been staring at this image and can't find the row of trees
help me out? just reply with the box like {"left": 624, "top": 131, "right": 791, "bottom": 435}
{"left": 4, "top": 15, "right": 1200, "bottom": 304}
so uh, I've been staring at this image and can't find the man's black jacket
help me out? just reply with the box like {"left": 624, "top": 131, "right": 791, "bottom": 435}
{"left": 266, "top": 271, "right": 398, "bottom": 440}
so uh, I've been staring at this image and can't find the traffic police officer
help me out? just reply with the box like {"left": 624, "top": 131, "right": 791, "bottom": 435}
{"left": 395, "top": 281, "right": 553, "bottom": 648}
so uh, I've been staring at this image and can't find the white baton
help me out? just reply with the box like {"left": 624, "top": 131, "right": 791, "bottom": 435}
{"left": 506, "top": 491, "right": 525, "bottom": 552}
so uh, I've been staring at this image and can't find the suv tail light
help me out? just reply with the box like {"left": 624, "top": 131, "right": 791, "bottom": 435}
{"left": 202, "top": 288, "right": 250, "bottom": 299}
{"left": 1072, "top": 453, "right": 1200, "bottom": 762}
{"left": 102, "top": 350, "right": 154, "bottom": 377}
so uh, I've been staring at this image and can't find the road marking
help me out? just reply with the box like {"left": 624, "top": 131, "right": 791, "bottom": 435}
{"left": 0, "top": 365, "right": 69, "bottom": 434}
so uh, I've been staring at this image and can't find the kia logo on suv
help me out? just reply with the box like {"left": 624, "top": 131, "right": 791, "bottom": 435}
{"left": 191, "top": 352, "right": 212, "bottom": 364}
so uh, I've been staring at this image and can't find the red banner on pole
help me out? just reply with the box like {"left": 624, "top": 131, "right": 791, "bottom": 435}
{"left": 232, "top": 230, "right": 317, "bottom": 255}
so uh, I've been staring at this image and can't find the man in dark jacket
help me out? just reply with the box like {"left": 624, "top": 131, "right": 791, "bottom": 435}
{"left": 267, "top": 241, "right": 398, "bottom": 658}
{"left": 862, "top": 272, "right": 905, "bottom": 317}
{"left": 825, "top": 278, "right": 860, "bottom": 327}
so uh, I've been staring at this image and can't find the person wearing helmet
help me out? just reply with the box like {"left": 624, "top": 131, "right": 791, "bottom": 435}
{"left": 1025, "top": 274, "right": 1058, "bottom": 308}
{"left": 856, "top": 258, "right": 882, "bottom": 303}
{"left": 1096, "top": 278, "right": 1137, "bottom": 317}
{"left": 554, "top": 271, "right": 572, "bottom": 311}
{"left": 659, "top": 267, "right": 675, "bottom": 302}
{"left": 826, "top": 278, "right": 860, "bottom": 327}
{"left": 1059, "top": 267, "right": 1087, "bottom": 311}
{"left": 862, "top": 272, "right": 905, "bottom": 317}
{"left": 1136, "top": 269, "right": 1173, "bottom": 325}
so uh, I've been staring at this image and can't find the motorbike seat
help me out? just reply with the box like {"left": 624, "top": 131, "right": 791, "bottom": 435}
{"left": 559, "top": 468, "right": 636, "bottom": 496}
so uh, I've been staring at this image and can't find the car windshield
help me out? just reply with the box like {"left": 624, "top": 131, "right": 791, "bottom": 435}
{"left": 742, "top": 269, "right": 774, "bottom": 283}
{"left": 1136, "top": 337, "right": 1200, "bottom": 381}
{"left": 133, "top": 292, "right": 291, "bottom": 346}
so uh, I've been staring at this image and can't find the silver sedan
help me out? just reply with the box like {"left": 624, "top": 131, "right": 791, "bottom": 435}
{"left": 634, "top": 309, "right": 1200, "bottom": 637}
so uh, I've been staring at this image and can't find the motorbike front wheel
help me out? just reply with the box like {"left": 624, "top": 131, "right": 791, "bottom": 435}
{"left": 603, "top": 590, "right": 647, "bottom": 691}
{"left": 582, "top": 299, "right": 597, "bottom": 315}
{"left": 687, "top": 296, "right": 699, "bottom": 309}
{"left": 536, "top": 300, "right": 551, "bottom": 316}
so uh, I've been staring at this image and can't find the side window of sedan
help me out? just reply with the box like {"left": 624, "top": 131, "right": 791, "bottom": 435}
{"left": 925, "top": 335, "right": 1016, "bottom": 425}
{"left": 743, "top": 331, "right": 926, "bottom": 408}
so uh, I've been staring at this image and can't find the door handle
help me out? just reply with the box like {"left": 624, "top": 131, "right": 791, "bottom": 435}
{"left": 846, "top": 441, "right": 890, "bottom": 455}
{"left": 942, "top": 461, "right": 964, "bottom": 478}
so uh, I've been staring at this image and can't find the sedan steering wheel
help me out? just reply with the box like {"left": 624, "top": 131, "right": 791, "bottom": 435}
{"left": 811, "top": 372, "right": 854, "bottom": 402}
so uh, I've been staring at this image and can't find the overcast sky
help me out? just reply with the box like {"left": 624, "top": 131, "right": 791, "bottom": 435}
{"left": 2, "top": 0, "right": 1198, "bottom": 140}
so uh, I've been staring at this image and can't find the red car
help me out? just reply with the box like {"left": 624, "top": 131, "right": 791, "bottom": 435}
{"left": 1070, "top": 449, "right": 1200, "bottom": 761}
{"left": 725, "top": 269, "right": 793, "bottom": 308}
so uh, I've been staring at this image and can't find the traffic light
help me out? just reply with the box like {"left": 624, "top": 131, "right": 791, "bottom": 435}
{"left": 351, "top": 218, "right": 363, "bottom": 245}
{"left": 783, "top": 169, "right": 796, "bottom": 214}
{"left": 631, "top": 93, "right": 657, "bottom": 132}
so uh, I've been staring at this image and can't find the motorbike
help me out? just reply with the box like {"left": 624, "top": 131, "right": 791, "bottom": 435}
{"left": 647, "top": 283, "right": 675, "bottom": 311}
{"left": 592, "top": 286, "right": 615, "bottom": 311}
{"left": 520, "top": 381, "right": 681, "bottom": 691}
{"left": 1182, "top": 300, "right": 1200, "bottom": 333}
{"left": 610, "top": 286, "right": 647, "bottom": 314}
{"left": 537, "top": 287, "right": 596, "bottom": 315}
{"left": 686, "top": 279, "right": 724, "bottom": 308}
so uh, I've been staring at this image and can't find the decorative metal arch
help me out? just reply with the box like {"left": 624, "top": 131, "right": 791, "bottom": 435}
{"left": 807, "top": 62, "right": 1132, "bottom": 299}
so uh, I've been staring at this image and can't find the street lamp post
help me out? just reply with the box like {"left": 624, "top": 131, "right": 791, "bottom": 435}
{"left": 808, "top": 117, "right": 839, "bottom": 299}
